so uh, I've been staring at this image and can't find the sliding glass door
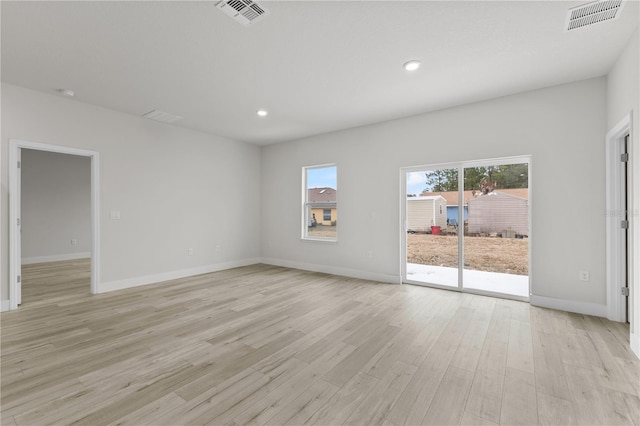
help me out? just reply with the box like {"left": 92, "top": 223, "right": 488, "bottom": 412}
{"left": 403, "top": 157, "right": 530, "bottom": 300}
{"left": 405, "top": 167, "right": 459, "bottom": 289}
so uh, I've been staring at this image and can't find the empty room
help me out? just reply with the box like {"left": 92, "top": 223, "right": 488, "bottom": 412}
{"left": 1, "top": 1, "right": 639, "bottom": 425}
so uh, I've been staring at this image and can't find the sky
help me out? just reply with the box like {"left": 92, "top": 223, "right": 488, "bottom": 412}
{"left": 406, "top": 171, "right": 428, "bottom": 195}
{"left": 307, "top": 166, "right": 337, "bottom": 189}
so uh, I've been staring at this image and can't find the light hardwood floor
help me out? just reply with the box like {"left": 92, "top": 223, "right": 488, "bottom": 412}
{"left": 1, "top": 259, "right": 639, "bottom": 425}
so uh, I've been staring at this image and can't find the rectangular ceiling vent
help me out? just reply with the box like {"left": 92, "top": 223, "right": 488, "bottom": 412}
{"left": 566, "top": 0, "right": 626, "bottom": 31}
{"left": 216, "top": 0, "right": 269, "bottom": 26}
{"left": 143, "top": 110, "right": 183, "bottom": 124}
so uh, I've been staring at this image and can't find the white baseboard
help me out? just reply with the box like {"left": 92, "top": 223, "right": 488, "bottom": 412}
{"left": 261, "top": 257, "right": 402, "bottom": 285}
{"left": 22, "top": 252, "right": 91, "bottom": 265}
{"left": 1, "top": 300, "right": 9, "bottom": 312}
{"left": 529, "top": 294, "right": 607, "bottom": 318}
{"left": 631, "top": 332, "right": 640, "bottom": 360}
{"left": 99, "top": 258, "right": 262, "bottom": 293}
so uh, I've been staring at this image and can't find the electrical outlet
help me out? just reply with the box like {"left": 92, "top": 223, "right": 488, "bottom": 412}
{"left": 70, "top": 239, "right": 77, "bottom": 245}
{"left": 188, "top": 248, "right": 193, "bottom": 256}
{"left": 579, "top": 270, "right": 589, "bottom": 281}
{"left": 216, "top": 245, "right": 221, "bottom": 252}
{"left": 367, "top": 251, "right": 373, "bottom": 258}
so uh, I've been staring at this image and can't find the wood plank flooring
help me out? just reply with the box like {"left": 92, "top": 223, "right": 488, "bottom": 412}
{"left": 1, "top": 259, "right": 639, "bottom": 425}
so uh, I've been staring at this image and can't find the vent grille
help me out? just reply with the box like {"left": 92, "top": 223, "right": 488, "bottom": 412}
{"left": 566, "top": 0, "right": 626, "bottom": 31}
{"left": 216, "top": 0, "right": 269, "bottom": 26}
{"left": 143, "top": 110, "right": 183, "bottom": 124}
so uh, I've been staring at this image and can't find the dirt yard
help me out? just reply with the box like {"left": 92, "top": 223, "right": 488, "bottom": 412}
{"left": 408, "top": 234, "right": 528, "bottom": 275}
{"left": 307, "top": 225, "right": 337, "bottom": 238}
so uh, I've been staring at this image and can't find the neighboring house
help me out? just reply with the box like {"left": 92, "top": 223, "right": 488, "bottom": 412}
{"left": 421, "top": 188, "right": 528, "bottom": 226}
{"left": 467, "top": 191, "right": 529, "bottom": 236}
{"left": 421, "top": 190, "right": 474, "bottom": 225}
{"left": 407, "top": 195, "right": 447, "bottom": 232}
{"left": 307, "top": 187, "right": 337, "bottom": 226}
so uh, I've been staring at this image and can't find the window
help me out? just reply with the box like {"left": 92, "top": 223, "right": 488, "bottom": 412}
{"left": 303, "top": 164, "right": 337, "bottom": 241}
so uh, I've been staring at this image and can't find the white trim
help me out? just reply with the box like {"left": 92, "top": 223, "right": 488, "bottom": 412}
{"left": 22, "top": 252, "right": 91, "bottom": 265}
{"left": 261, "top": 257, "right": 402, "bottom": 285}
{"left": 9, "top": 142, "right": 20, "bottom": 310}
{"left": 605, "top": 113, "right": 631, "bottom": 322}
{"left": 631, "top": 332, "right": 639, "bottom": 359}
{"left": 301, "top": 238, "right": 338, "bottom": 245}
{"left": 530, "top": 294, "right": 607, "bottom": 318}
{"left": 1, "top": 300, "right": 9, "bottom": 312}
{"left": 9, "top": 139, "right": 100, "bottom": 310}
{"left": 100, "top": 258, "right": 262, "bottom": 293}
{"left": 91, "top": 152, "right": 101, "bottom": 296}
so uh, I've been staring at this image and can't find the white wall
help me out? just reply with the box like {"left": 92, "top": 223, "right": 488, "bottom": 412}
{"left": 262, "top": 78, "right": 608, "bottom": 311}
{"left": 1, "top": 83, "right": 261, "bottom": 303}
{"left": 21, "top": 149, "right": 91, "bottom": 263}
{"left": 607, "top": 29, "right": 639, "bottom": 356}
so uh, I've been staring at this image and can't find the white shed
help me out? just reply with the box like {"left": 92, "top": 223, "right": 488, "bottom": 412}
{"left": 407, "top": 196, "right": 447, "bottom": 232}
{"left": 467, "top": 192, "right": 528, "bottom": 236}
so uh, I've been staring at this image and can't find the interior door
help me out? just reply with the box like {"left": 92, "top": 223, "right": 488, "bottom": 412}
{"left": 16, "top": 148, "right": 22, "bottom": 305}
{"left": 624, "top": 135, "right": 629, "bottom": 322}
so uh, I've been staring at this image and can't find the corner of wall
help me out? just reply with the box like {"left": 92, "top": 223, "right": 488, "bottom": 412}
{"left": 99, "top": 258, "right": 262, "bottom": 293}
{"left": 530, "top": 294, "right": 608, "bottom": 318}
{"left": 261, "top": 257, "right": 402, "bottom": 285}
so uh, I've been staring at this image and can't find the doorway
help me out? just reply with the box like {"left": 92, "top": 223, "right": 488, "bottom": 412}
{"left": 9, "top": 140, "right": 100, "bottom": 310}
{"left": 606, "top": 114, "right": 632, "bottom": 323}
{"left": 402, "top": 156, "right": 531, "bottom": 301}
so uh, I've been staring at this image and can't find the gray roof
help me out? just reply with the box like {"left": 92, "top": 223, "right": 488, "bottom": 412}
{"left": 308, "top": 187, "right": 336, "bottom": 203}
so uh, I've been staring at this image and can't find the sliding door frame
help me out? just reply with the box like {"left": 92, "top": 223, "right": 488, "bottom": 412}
{"left": 401, "top": 155, "right": 532, "bottom": 301}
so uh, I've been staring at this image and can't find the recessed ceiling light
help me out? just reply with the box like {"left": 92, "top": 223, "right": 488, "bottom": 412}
{"left": 57, "top": 89, "right": 75, "bottom": 97}
{"left": 403, "top": 60, "right": 421, "bottom": 71}
{"left": 257, "top": 109, "right": 268, "bottom": 117}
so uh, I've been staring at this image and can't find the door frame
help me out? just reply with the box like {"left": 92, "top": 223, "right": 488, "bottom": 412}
{"left": 606, "top": 113, "right": 632, "bottom": 322}
{"left": 400, "top": 155, "right": 532, "bottom": 301}
{"left": 401, "top": 161, "right": 464, "bottom": 292}
{"left": 9, "top": 139, "right": 100, "bottom": 310}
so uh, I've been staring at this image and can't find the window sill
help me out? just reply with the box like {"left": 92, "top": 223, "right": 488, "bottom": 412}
{"left": 301, "top": 237, "right": 338, "bottom": 244}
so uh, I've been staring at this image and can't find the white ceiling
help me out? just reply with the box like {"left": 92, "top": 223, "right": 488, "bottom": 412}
{"left": 2, "top": 1, "right": 638, "bottom": 145}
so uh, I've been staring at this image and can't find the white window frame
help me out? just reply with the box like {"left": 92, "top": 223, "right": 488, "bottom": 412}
{"left": 302, "top": 164, "right": 337, "bottom": 242}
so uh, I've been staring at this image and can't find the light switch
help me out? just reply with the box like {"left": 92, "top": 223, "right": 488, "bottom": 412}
{"left": 110, "top": 211, "right": 121, "bottom": 220}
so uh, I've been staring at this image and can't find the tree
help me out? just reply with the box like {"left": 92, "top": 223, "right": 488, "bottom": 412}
{"left": 424, "top": 169, "right": 458, "bottom": 192}
{"left": 463, "top": 167, "right": 487, "bottom": 191}
{"left": 492, "top": 163, "right": 528, "bottom": 188}
{"left": 424, "top": 164, "right": 528, "bottom": 194}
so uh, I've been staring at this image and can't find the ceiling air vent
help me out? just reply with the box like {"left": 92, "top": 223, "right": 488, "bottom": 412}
{"left": 216, "top": 0, "right": 269, "bottom": 26}
{"left": 566, "top": 0, "right": 626, "bottom": 31}
{"left": 143, "top": 110, "right": 183, "bottom": 124}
